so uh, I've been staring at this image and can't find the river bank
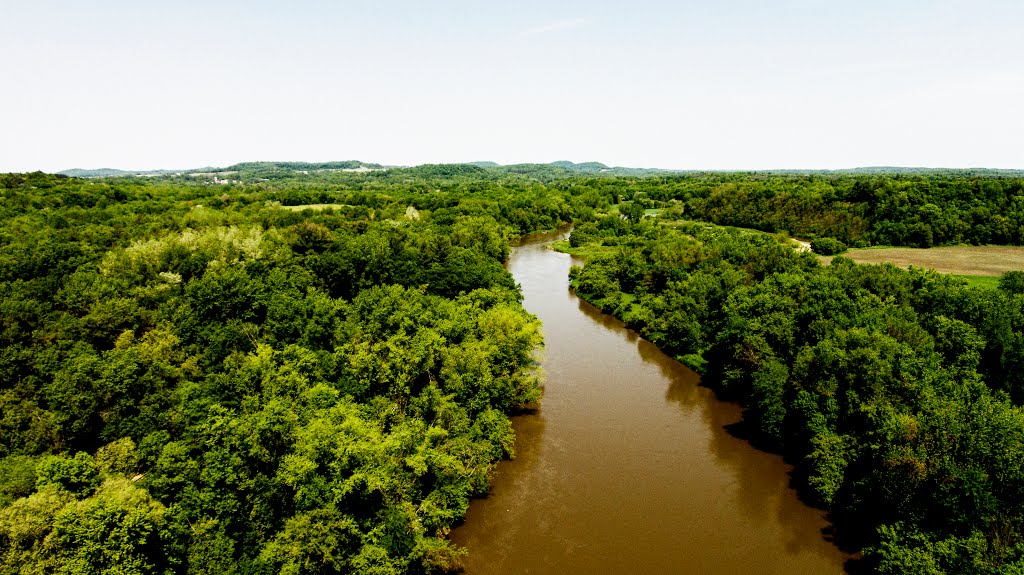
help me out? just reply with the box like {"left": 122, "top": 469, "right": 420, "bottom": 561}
{"left": 449, "top": 229, "right": 848, "bottom": 574}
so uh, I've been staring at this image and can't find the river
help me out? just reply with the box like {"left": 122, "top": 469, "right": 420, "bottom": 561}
{"left": 448, "top": 229, "right": 849, "bottom": 574}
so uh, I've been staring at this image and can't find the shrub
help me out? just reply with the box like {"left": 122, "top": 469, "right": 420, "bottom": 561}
{"left": 810, "top": 237, "right": 848, "bottom": 255}
{"left": 999, "top": 270, "right": 1024, "bottom": 294}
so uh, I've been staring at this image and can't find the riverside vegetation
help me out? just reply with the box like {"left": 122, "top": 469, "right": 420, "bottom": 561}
{"left": 565, "top": 217, "right": 1024, "bottom": 574}
{"left": 2, "top": 164, "right": 1024, "bottom": 573}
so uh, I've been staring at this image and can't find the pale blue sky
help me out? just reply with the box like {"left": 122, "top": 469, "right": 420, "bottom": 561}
{"left": 2, "top": 0, "right": 1022, "bottom": 171}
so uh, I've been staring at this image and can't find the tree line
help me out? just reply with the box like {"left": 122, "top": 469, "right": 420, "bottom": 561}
{"left": 595, "top": 172, "right": 1024, "bottom": 247}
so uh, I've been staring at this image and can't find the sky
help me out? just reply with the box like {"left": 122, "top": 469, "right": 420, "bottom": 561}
{"left": 1, "top": 0, "right": 1022, "bottom": 172}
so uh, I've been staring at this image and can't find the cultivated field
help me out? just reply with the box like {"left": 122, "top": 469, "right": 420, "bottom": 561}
{"left": 821, "top": 245, "right": 1024, "bottom": 276}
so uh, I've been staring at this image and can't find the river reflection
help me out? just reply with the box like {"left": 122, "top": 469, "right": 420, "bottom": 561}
{"left": 449, "top": 231, "right": 848, "bottom": 574}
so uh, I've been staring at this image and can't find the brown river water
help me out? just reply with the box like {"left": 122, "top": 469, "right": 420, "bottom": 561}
{"left": 448, "top": 230, "right": 849, "bottom": 574}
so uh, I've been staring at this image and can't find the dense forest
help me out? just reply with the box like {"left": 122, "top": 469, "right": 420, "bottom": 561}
{"left": 552, "top": 171, "right": 1024, "bottom": 247}
{"left": 683, "top": 173, "right": 1024, "bottom": 247}
{"left": 0, "top": 171, "right": 582, "bottom": 573}
{"left": 3, "top": 165, "right": 1024, "bottom": 573}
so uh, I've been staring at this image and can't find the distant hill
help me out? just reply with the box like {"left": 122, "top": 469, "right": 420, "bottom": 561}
{"left": 222, "top": 161, "right": 383, "bottom": 172}
{"left": 761, "top": 167, "right": 1024, "bottom": 177}
{"left": 54, "top": 162, "right": 1024, "bottom": 179}
{"left": 548, "top": 161, "right": 609, "bottom": 172}
{"left": 58, "top": 168, "right": 126, "bottom": 177}
{"left": 58, "top": 168, "right": 186, "bottom": 178}
{"left": 395, "top": 163, "right": 488, "bottom": 177}
{"left": 57, "top": 161, "right": 384, "bottom": 179}
{"left": 493, "top": 161, "right": 671, "bottom": 176}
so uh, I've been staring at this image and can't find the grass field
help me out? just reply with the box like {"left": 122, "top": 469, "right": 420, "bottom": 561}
{"left": 821, "top": 245, "right": 1024, "bottom": 277}
{"left": 548, "top": 239, "right": 619, "bottom": 259}
{"left": 951, "top": 274, "right": 1003, "bottom": 289}
{"left": 277, "top": 203, "right": 351, "bottom": 211}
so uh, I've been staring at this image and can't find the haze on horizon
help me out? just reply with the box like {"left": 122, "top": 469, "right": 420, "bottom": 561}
{"left": 2, "top": 0, "right": 1022, "bottom": 173}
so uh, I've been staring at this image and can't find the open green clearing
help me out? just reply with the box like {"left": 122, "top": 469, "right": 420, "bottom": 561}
{"left": 952, "top": 274, "right": 1002, "bottom": 289}
{"left": 276, "top": 203, "right": 352, "bottom": 211}
{"left": 547, "top": 238, "right": 618, "bottom": 259}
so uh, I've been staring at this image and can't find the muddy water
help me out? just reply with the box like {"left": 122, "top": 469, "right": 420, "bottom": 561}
{"left": 449, "top": 230, "right": 848, "bottom": 574}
